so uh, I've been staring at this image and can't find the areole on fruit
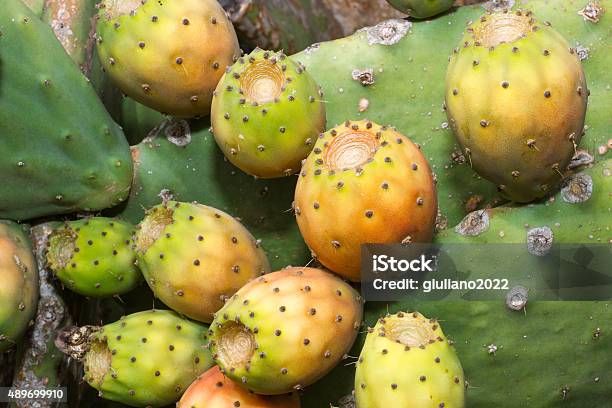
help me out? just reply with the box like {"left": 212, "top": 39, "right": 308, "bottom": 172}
{"left": 240, "top": 60, "right": 285, "bottom": 104}
{"left": 214, "top": 321, "right": 256, "bottom": 368}
{"left": 323, "top": 130, "right": 379, "bottom": 171}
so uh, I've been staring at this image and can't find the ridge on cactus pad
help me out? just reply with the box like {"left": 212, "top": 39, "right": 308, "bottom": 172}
{"left": 178, "top": 365, "right": 301, "bottom": 408}
{"left": 46, "top": 218, "right": 141, "bottom": 297}
{"left": 445, "top": 9, "right": 588, "bottom": 203}
{"left": 133, "top": 201, "right": 271, "bottom": 323}
{"left": 355, "top": 311, "right": 466, "bottom": 408}
{"left": 0, "top": 221, "right": 39, "bottom": 353}
{"left": 96, "top": 0, "right": 240, "bottom": 117}
{"left": 0, "top": 0, "right": 133, "bottom": 220}
{"left": 294, "top": 120, "right": 437, "bottom": 281}
{"left": 211, "top": 48, "right": 326, "bottom": 178}
{"left": 209, "top": 267, "right": 364, "bottom": 395}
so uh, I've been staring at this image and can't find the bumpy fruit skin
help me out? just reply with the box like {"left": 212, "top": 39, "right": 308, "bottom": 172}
{"left": 294, "top": 120, "right": 437, "bottom": 281}
{"left": 46, "top": 218, "right": 140, "bottom": 297}
{"left": 0, "top": 221, "right": 38, "bottom": 352}
{"left": 355, "top": 312, "right": 465, "bottom": 408}
{"left": 386, "top": 0, "right": 454, "bottom": 19}
{"left": 211, "top": 48, "right": 326, "bottom": 178}
{"left": 96, "top": 0, "right": 240, "bottom": 117}
{"left": 445, "top": 10, "right": 588, "bottom": 203}
{"left": 178, "top": 366, "right": 301, "bottom": 408}
{"left": 134, "top": 201, "right": 270, "bottom": 323}
{"left": 209, "top": 267, "right": 363, "bottom": 395}
{"left": 82, "top": 310, "right": 213, "bottom": 407}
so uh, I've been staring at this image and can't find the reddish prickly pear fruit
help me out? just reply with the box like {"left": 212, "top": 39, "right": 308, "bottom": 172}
{"left": 211, "top": 48, "right": 326, "bottom": 178}
{"left": 57, "top": 310, "right": 213, "bottom": 407}
{"left": 133, "top": 201, "right": 270, "bottom": 323}
{"left": 386, "top": 0, "right": 454, "bottom": 19}
{"left": 294, "top": 120, "right": 437, "bottom": 281}
{"left": 0, "top": 221, "right": 38, "bottom": 352}
{"left": 209, "top": 267, "right": 363, "bottom": 395}
{"left": 178, "top": 366, "right": 301, "bottom": 408}
{"left": 96, "top": 0, "right": 240, "bottom": 117}
{"left": 46, "top": 218, "right": 141, "bottom": 297}
{"left": 445, "top": 10, "right": 588, "bottom": 203}
{"left": 355, "top": 312, "right": 466, "bottom": 408}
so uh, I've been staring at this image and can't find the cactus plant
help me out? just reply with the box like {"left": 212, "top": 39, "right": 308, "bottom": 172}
{"left": 178, "top": 365, "right": 301, "bottom": 408}
{"left": 0, "top": 221, "right": 38, "bottom": 353}
{"left": 56, "top": 309, "right": 214, "bottom": 407}
{"left": 0, "top": 0, "right": 133, "bottom": 221}
{"left": 96, "top": 0, "right": 240, "bottom": 117}
{"left": 209, "top": 267, "right": 363, "bottom": 395}
{"left": 211, "top": 48, "right": 326, "bottom": 178}
{"left": 445, "top": 9, "right": 589, "bottom": 202}
{"left": 355, "top": 311, "right": 466, "bottom": 408}
{"left": 293, "top": 0, "right": 611, "bottom": 227}
{"left": 46, "top": 218, "right": 141, "bottom": 297}
{"left": 294, "top": 120, "right": 437, "bottom": 281}
{"left": 133, "top": 201, "right": 270, "bottom": 323}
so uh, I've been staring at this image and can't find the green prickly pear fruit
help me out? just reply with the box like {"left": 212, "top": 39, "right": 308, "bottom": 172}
{"left": 211, "top": 48, "right": 326, "bottom": 178}
{"left": 445, "top": 9, "right": 588, "bottom": 203}
{"left": 178, "top": 365, "right": 302, "bottom": 408}
{"left": 386, "top": 0, "right": 454, "bottom": 19}
{"left": 133, "top": 201, "right": 270, "bottom": 323}
{"left": 0, "top": 0, "right": 133, "bottom": 221}
{"left": 294, "top": 120, "right": 437, "bottom": 281}
{"left": 0, "top": 221, "right": 38, "bottom": 352}
{"left": 355, "top": 312, "right": 466, "bottom": 408}
{"left": 46, "top": 218, "right": 141, "bottom": 297}
{"left": 96, "top": 0, "right": 240, "bottom": 117}
{"left": 56, "top": 310, "right": 214, "bottom": 407}
{"left": 209, "top": 267, "right": 363, "bottom": 395}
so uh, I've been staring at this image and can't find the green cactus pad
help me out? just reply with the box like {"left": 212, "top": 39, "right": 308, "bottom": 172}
{"left": 82, "top": 310, "right": 213, "bottom": 407}
{"left": 355, "top": 311, "right": 466, "bottom": 408}
{"left": 134, "top": 201, "right": 271, "bottom": 323}
{"left": 46, "top": 218, "right": 141, "bottom": 297}
{"left": 386, "top": 0, "right": 454, "bottom": 19}
{"left": 209, "top": 267, "right": 363, "bottom": 395}
{"left": 0, "top": 0, "right": 133, "bottom": 221}
{"left": 211, "top": 48, "right": 326, "bottom": 178}
{"left": 0, "top": 220, "right": 39, "bottom": 353}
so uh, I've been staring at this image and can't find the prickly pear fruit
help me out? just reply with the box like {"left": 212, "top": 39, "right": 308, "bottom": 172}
{"left": 96, "top": 0, "right": 240, "bottom": 117}
{"left": 209, "top": 267, "right": 363, "bottom": 395}
{"left": 211, "top": 48, "right": 326, "bottom": 178}
{"left": 355, "top": 312, "right": 466, "bottom": 408}
{"left": 56, "top": 310, "right": 213, "bottom": 407}
{"left": 445, "top": 9, "right": 588, "bottom": 203}
{"left": 386, "top": 0, "right": 454, "bottom": 19}
{"left": 46, "top": 218, "right": 140, "bottom": 297}
{"left": 0, "top": 0, "right": 133, "bottom": 221}
{"left": 133, "top": 201, "right": 270, "bottom": 323}
{"left": 178, "top": 365, "right": 301, "bottom": 408}
{"left": 0, "top": 221, "right": 38, "bottom": 352}
{"left": 294, "top": 120, "right": 437, "bottom": 281}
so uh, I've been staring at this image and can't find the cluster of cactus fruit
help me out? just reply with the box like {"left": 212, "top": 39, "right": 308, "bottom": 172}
{"left": 0, "top": 0, "right": 609, "bottom": 407}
